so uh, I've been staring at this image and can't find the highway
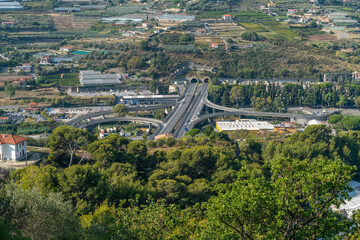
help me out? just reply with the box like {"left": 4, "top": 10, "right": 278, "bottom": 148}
{"left": 66, "top": 82, "right": 333, "bottom": 139}
{"left": 160, "top": 83, "right": 197, "bottom": 134}
{"left": 173, "top": 83, "right": 208, "bottom": 138}
{"left": 76, "top": 117, "right": 165, "bottom": 140}
{"left": 66, "top": 103, "right": 175, "bottom": 127}
{"left": 203, "top": 95, "right": 329, "bottom": 119}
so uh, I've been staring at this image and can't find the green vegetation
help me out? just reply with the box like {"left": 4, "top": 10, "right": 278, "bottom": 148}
{"left": 0, "top": 122, "right": 58, "bottom": 135}
{"left": 0, "top": 125, "right": 360, "bottom": 238}
{"left": 38, "top": 72, "right": 79, "bottom": 86}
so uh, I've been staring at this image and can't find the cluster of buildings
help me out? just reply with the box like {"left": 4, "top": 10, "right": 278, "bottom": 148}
{"left": 79, "top": 70, "right": 128, "bottom": 86}
{"left": 99, "top": 127, "right": 143, "bottom": 139}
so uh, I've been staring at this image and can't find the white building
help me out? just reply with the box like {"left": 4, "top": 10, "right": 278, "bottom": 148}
{"left": 79, "top": 70, "right": 123, "bottom": 86}
{"left": 222, "top": 14, "right": 232, "bottom": 21}
{"left": 0, "top": 134, "right": 28, "bottom": 161}
{"left": 216, "top": 119, "right": 274, "bottom": 132}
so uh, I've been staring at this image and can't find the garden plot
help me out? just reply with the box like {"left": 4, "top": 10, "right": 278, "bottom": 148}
{"left": 208, "top": 22, "right": 245, "bottom": 38}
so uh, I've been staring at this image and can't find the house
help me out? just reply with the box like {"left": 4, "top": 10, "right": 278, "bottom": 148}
{"left": 141, "top": 22, "right": 152, "bottom": 28}
{"left": 211, "top": 43, "right": 219, "bottom": 49}
{"left": 16, "top": 63, "right": 31, "bottom": 72}
{"left": 1, "top": 21, "right": 16, "bottom": 27}
{"left": 222, "top": 14, "right": 232, "bottom": 21}
{"left": 0, "top": 134, "right": 28, "bottom": 161}
{"left": 267, "top": 2, "right": 276, "bottom": 7}
{"left": 0, "top": 117, "right": 10, "bottom": 123}
{"left": 318, "top": 16, "right": 331, "bottom": 24}
{"left": 287, "top": 9, "right": 298, "bottom": 15}
{"left": 308, "top": 8, "right": 320, "bottom": 13}
{"left": 26, "top": 102, "right": 39, "bottom": 112}
{"left": 196, "top": 29, "right": 207, "bottom": 34}
{"left": 300, "top": 17, "right": 309, "bottom": 23}
{"left": 40, "top": 56, "right": 52, "bottom": 65}
{"left": 59, "top": 46, "right": 74, "bottom": 52}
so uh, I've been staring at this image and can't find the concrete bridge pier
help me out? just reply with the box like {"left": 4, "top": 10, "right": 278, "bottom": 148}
{"left": 152, "top": 110, "right": 155, "bottom": 117}
{"left": 101, "top": 115, "right": 105, "bottom": 119}
{"left": 136, "top": 111, "right": 138, "bottom": 117}
{"left": 148, "top": 123, "right": 152, "bottom": 134}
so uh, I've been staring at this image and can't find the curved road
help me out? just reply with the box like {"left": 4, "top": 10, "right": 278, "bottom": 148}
{"left": 76, "top": 117, "right": 165, "bottom": 140}
{"left": 66, "top": 103, "right": 175, "bottom": 127}
{"left": 203, "top": 94, "right": 328, "bottom": 119}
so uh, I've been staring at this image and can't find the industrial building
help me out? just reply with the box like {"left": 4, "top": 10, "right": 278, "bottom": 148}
{"left": 79, "top": 70, "right": 123, "bottom": 86}
{"left": 157, "top": 14, "right": 195, "bottom": 22}
{"left": 0, "top": 2, "right": 23, "bottom": 11}
{"left": 216, "top": 119, "right": 274, "bottom": 132}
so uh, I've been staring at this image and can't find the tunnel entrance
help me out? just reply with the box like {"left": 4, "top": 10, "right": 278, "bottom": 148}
{"left": 203, "top": 78, "right": 210, "bottom": 83}
{"left": 190, "top": 78, "right": 198, "bottom": 83}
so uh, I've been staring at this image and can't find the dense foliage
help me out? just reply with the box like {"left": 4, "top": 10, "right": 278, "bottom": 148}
{"left": 208, "top": 82, "right": 360, "bottom": 112}
{"left": 0, "top": 125, "right": 360, "bottom": 239}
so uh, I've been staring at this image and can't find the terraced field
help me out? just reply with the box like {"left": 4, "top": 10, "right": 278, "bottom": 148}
{"left": 52, "top": 14, "right": 97, "bottom": 32}
{"left": 208, "top": 22, "right": 245, "bottom": 39}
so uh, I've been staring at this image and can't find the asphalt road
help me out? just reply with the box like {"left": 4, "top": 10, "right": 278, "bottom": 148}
{"left": 173, "top": 83, "right": 208, "bottom": 138}
{"left": 160, "top": 83, "right": 197, "bottom": 135}
{"left": 76, "top": 117, "right": 165, "bottom": 140}
{"left": 66, "top": 103, "right": 175, "bottom": 127}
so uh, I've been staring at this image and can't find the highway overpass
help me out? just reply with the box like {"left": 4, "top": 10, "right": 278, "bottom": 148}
{"left": 76, "top": 117, "right": 165, "bottom": 140}
{"left": 66, "top": 103, "right": 175, "bottom": 127}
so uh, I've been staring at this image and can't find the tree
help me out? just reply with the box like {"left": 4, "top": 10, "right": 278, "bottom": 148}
{"left": 149, "top": 80, "right": 157, "bottom": 94}
{"left": 185, "top": 129, "right": 201, "bottom": 137}
{"left": 204, "top": 157, "right": 355, "bottom": 239}
{"left": 112, "top": 104, "right": 128, "bottom": 117}
{"left": 241, "top": 31, "right": 259, "bottom": 41}
{"left": 87, "top": 134, "right": 130, "bottom": 165}
{"left": 0, "top": 182, "right": 79, "bottom": 239}
{"left": 229, "top": 86, "right": 245, "bottom": 107}
{"left": 58, "top": 164, "right": 108, "bottom": 214}
{"left": 127, "top": 56, "right": 143, "bottom": 70}
{"left": 48, "top": 126, "right": 92, "bottom": 167}
{"left": 127, "top": 141, "right": 148, "bottom": 171}
{"left": 5, "top": 84, "right": 15, "bottom": 100}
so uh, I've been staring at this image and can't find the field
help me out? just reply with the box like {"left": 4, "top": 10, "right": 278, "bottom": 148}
{"left": 0, "top": 87, "right": 60, "bottom": 106}
{"left": 260, "top": 21, "right": 300, "bottom": 40}
{"left": 291, "top": 27, "right": 325, "bottom": 37}
{"left": 103, "top": 4, "right": 150, "bottom": 17}
{"left": 195, "top": 36, "right": 223, "bottom": 45}
{"left": 238, "top": 22, "right": 268, "bottom": 32}
{"left": 41, "top": 72, "right": 79, "bottom": 86}
{"left": 208, "top": 22, "right": 246, "bottom": 38}
{"left": 52, "top": 14, "right": 97, "bottom": 32}
{"left": 306, "top": 34, "right": 337, "bottom": 41}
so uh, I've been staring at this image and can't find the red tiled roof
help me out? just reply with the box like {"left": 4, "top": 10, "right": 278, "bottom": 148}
{"left": 29, "top": 102, "right": 38, "bottom": 106}
{"left": 0, "top": 117, "right": 9, "bottom": 120}
{"left": 0, "top": 134, "right": 28, "bottom": 145}
{"left": 223, "top": 14, "right": 231, "bottom": 17}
